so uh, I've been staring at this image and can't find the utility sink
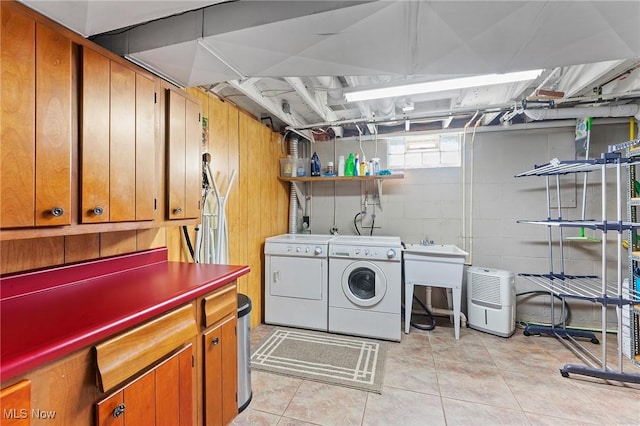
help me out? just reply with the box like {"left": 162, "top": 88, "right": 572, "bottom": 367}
{"left": 402, "top": 243, "right": 468, "bottom": 340}
{"left": 403, "top": 244, "right": 468, "bottom": 257}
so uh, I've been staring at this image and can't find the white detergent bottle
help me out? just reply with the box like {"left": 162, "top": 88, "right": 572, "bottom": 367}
{"left": 338, "top": 155, "right": 345, "bottom": 176}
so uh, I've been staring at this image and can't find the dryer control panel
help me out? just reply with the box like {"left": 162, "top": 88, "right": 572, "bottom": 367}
{"left": 265, "top": 242, "right": 327, "bottom": 258}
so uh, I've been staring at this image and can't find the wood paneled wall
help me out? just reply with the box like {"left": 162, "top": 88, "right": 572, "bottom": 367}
{"left": 1, "top": 87, "right": 288, "bottom": 329}
{"left": 183, "top": 89, "right": 289, "bottom": 327}
{"left": 0, "top": 229, "right": 166, "bottom": 274}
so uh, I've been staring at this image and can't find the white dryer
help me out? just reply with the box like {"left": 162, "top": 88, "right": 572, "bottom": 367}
{"left": 328, "top": 235, "right": 403, "bottom": 341}
{"left": 264, "top": 234, "right": 333, "bottom": 331}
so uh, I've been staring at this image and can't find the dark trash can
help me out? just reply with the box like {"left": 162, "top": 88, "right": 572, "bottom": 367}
{"left": 237, "top": 293, "right": 252, "bottom": 413}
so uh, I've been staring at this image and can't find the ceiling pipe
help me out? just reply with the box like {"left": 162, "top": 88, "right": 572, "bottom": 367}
{"left": 287, "top": 102, "right": 516, "bottom": 131}
{"left": 328, "top": 119, "right": 581, "bottom": 143}
{"left": 524, "top": 104, "right": 640, "bottom": 121}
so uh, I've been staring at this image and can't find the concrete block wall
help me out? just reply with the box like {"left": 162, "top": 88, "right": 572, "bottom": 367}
{"left": 306, "top": 121, "right": 631, "bottom": 328}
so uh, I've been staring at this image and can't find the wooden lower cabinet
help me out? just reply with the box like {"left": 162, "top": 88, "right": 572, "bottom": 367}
{"left": 0, "top": 380, "right": 31, "bottom": 425}
{"left": 0, "top": 283, "right": 240, "bottom": 426}
{"left": 199, "top": 283, "right": 238, "bottom": 426}
{"left": 203, "top": 315, "right": 237, "bottom": 426}
{"left": 96, "top": 345, "right": 193, "bottom": 426}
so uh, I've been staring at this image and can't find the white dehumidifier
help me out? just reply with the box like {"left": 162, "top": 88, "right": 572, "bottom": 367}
{"left": 467, "top": 267, "right": 516, "bottom": 337}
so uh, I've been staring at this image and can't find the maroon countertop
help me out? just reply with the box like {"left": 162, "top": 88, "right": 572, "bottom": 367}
{"left": 0, "top": 248, "right": 250, "bottom": 382}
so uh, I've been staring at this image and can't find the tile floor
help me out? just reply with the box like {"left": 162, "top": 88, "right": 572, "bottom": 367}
{"left": 233, "top": 320, "right": 640, "bottom": 426}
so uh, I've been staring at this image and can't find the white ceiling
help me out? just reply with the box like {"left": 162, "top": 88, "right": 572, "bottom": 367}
{"left": 20, "top": 0, "right": 640, "bottom": 138}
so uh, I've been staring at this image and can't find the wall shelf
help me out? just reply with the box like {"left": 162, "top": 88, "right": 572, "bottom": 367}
{"left": 278, "top": 172, "right": 404, "bottom": 212}
{"left": 277, "top": 172, "right": 404, "bottom": 183}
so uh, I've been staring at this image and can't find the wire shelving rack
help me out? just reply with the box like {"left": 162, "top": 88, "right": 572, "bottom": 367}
{"left": 515, "top": 151, "right": 640, "bottom": 384}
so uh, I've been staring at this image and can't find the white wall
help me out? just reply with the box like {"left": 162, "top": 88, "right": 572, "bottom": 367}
{"left": 301, "top": 121, "right": 633, "bottom": 329}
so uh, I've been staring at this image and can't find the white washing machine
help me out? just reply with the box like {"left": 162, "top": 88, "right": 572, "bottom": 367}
{"left": 328, "top": 235, "right": 403, "bottom": 341}
{"left": 264, "top": 234, "right": 333, "bottom": 331}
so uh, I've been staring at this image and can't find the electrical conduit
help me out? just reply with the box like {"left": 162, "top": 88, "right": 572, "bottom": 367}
{"left": 524, "top": 104, "right": 639, "bottom": 121}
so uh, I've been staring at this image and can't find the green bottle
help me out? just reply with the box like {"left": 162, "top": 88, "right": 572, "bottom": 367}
{"left": 345, "top": 153, "right": 355, "bottom": 176}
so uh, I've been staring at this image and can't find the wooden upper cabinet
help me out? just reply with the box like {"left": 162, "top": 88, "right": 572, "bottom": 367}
{"left": 109, "top": 61, "right": 136, "bottom": 222}
{"left": 1, "top": 6, "right": 72, "bottom": 228}
{"left": 1, "top": 8, "right": 35, "bottom": 228}
{"left": 167, "top": 89, "right": 201, "bottom": 220}
{"left": 185, "top": 98, "right": 202, "bottom": 220}
{"left": 81, "top": 47, "right": 111, "bottom": 223}
{"left": 81, "top": 47, "right": 156, "bottom": 223}
{"left": 135, "top": 74, "right": 156, "bottom": 221}
{"left": 35, "top": 24, "right": 72, "bottom": 226}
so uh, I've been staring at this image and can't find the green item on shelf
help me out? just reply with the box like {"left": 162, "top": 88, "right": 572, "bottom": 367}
{"left": 345, "top": 153, "right": 355, "bottom": 176}
{"left": 635, "top": 180, "right": 640, "bottom": 196}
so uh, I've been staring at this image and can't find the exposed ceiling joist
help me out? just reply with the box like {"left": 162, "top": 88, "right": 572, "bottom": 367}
{"left": 283, "top": 77, "right": 338, "bottom": 123}
{"left": 228, "top": 80, "right": 303, "bottom": 127}
{"left": 227, "top": 79, "right": 314, "bottom": 140}
{"left": 557, "top": 60, "right": 628, "bottom": 99}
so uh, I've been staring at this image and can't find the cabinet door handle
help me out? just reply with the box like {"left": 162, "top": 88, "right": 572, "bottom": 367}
{"left": 211, "top": 337, "right": 219, "bottom": 346}
{"left": 112, "top": 403, "right": 126, "bottom": 418}
{"left": 50, "top": 207, "right": 64, "bottom": 217}
{"left": 174, "top": 207, "right": 183, "bottom": 214}
{"left": 274, "top": 271, "right": 280, "bottom": 283}
{"left": 93, "top": 206, "right": 104, "bottom": 216}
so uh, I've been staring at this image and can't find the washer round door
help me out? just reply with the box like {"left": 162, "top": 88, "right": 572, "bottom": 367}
{"left": 341, "top": 261, "right": 387, "bottom": 307}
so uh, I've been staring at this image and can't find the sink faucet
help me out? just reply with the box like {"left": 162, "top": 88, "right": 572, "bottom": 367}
{"left": 420, "top": 239, "right": 434, "bottom": 246}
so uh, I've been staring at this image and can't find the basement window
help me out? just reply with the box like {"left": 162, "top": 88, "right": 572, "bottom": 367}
{"left": 387, "top": 132, "right": 462, "bottom": 169}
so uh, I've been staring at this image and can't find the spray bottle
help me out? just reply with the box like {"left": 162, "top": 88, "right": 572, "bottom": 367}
{"left": 311, "top": 152, "right": 321, "bottom": 176}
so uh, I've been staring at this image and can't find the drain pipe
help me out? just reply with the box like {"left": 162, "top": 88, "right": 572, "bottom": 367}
{"left": 424, "top": 287, "right": 468, "bottom": 328}
{"left": 288, "top": 135, "right": 299, "bottom": 234}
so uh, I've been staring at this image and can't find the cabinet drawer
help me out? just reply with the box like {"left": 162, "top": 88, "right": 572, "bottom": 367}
{"left": 96, "top": 345, "right": 193, "bottom": 426}
{"left": 95, "top": 304, "right": 196, "bottom": 392}
{"left": 0, "top": 380, "right": 30, "bottom": 425}
{"left": 202, "top": 283, "right": 237, "bottom": 328}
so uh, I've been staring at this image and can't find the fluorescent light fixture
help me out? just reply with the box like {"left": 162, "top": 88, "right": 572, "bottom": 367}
{"left": 344, "top": 69, "right": 544, "bottom": 102}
